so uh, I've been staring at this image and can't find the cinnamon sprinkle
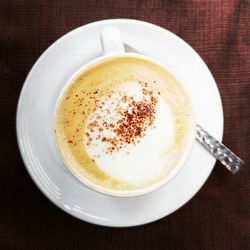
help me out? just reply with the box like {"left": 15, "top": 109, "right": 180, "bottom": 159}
{"left": 84, "top": 82, "right": 159, "bottom": 154}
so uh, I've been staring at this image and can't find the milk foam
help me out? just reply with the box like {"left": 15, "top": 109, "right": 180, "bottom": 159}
{"left": 83, "top": 81, "right": 174, "bottom": 185}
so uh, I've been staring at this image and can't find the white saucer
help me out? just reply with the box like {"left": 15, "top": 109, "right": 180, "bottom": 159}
{"left": 16, "top": 19, "right": 223, "bottom": 227}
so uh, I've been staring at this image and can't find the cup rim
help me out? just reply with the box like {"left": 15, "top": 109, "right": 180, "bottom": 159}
{"left": 53, "top": 52, "right": 197, "bottom": 197}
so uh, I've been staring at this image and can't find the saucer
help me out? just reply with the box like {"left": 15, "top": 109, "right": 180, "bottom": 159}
{"left": 16, "top": 19, "right": 223, "bottom": 227}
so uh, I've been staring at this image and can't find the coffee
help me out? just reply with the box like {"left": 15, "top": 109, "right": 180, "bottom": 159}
{"left": 54, "top": 55, "right": 193, "bottom": 193}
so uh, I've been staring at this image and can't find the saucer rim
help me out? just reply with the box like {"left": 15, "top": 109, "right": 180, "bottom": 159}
{"left": 16, "top": 18, "right": 224, "bottom": 227}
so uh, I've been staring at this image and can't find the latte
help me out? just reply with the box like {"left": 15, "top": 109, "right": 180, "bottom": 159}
{"left": 54, "top": 55, "right": 193, "bottom": 193}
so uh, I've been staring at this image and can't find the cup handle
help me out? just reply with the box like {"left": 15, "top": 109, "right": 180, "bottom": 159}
{"left": 101, "top": 27, "right": 125, "bottom": 56}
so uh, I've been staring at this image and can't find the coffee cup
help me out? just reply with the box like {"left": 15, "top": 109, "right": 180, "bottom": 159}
{"left": 54, "top": 27, "right": 196, "bottom": 197}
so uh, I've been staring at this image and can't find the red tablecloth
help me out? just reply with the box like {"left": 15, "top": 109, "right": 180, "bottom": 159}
{"left": 0, "top": 1, "right": 249, "bottom": 249}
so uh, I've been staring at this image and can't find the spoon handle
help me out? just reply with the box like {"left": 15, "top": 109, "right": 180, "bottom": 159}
{"left": 196, "top": 124, "right": 244, "bottom": 174}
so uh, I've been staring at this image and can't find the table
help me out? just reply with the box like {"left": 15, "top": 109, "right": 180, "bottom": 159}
{"left": 0, "top": 1, "right": 249, "bottom": 249}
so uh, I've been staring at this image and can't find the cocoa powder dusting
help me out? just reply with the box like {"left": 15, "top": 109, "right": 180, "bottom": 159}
{"left": 84, "top": 82, "right": 159, "bottom": 154}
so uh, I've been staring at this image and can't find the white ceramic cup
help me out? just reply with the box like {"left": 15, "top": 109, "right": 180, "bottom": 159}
{"left": 55, "top": 27, "right": 196, "bottom": 197}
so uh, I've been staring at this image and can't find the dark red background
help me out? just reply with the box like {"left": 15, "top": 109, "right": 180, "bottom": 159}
{"left": 0, "top": 1, "right": 250, "bottom": 249}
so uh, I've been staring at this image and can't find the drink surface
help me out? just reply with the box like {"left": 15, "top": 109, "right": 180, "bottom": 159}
{"left": 54, "top": 56, "right": 192, "bottom": 192}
